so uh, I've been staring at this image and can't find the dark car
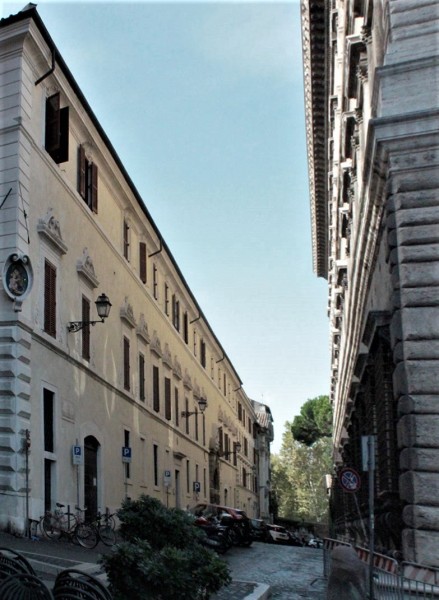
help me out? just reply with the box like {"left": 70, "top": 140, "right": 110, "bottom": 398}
{"left": 250, "top": 518, "right": 269, "bottom": 542}
{"left": 190, "top": 503, "right": 253, "bottom": 546}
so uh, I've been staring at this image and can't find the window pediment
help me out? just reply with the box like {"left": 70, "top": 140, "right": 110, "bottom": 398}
{"left": 151, "top": 331, "right": 162, "bottom": 357}
{"left": 76, "top": 248, "right": 99, "bottom": 288}
{"left": 37, "top": 208, "right": 67, "bottom": 255}
{"left": 136, "top": 314, "right": 150, "bottom": 343}
{"left": 120, "top": 297, "right": 136, "bottom": 329}
{"left": 163, "top": 343, "right": 173, "bottom": 369}
{"left": 173, "top": 356, "right": 182, "bottom": 380}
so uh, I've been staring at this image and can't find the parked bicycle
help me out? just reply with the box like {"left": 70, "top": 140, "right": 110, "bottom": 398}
{"left": 40, "top": 503, "right": 98, "bottom": 549}
{"left": 92, "top": 510, "right": 117, "bottom": 547}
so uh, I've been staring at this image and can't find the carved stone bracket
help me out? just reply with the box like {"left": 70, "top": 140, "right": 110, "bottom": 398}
{"left": 136, "top": 314, "right": 150, "bottom": 344}
{"left": 76, "top": 248, "right": 99, "bottom": 288}
{"left": 151, "top": 331, "right": 162, "bottom": 357}
{"left": 163, "top": 343, "right": 173, "bottom": 369}
{"left": 120, "top": 297, "right": 136, "bottom": 329}
{"left": 183, "top": 369, "right": 192, "bottom": 390}
{"left": 37, "top": 208, "right": 67, "bottom": 255}
{"left": 173, "top": 356, "right": 182, "bottom": 380}
{"left": 193, "top": 380, "right": 201, "bottom": 399}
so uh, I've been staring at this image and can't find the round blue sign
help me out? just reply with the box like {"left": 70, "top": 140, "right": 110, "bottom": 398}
{"left": 339, "top": 467, "right": 361, "bottom": 493}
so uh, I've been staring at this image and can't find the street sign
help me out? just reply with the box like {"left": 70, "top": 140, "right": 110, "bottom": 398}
{"left": 164, "top": 470, "right": 171, "bottom": 487}
{"left": 72, "top": 445, "right": 83, "bottom": 465}
{"left": 122, "top": 446, "right": 132, "bottom": 463}
{"left": 193, "top": 481, "right": 201, "bottom": 493}
{"left": 339, "top": 467, "right": 361, "bottom": 493}
{"left": 361, "top": 435, "right": 376, "bottom": 471}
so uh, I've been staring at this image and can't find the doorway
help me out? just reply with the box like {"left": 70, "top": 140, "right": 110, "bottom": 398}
{"left": 84, "top": 435, "right": 99, "bottom": 519}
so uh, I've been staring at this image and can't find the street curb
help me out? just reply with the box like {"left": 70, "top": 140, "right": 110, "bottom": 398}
{"left": 240, "top": 581, "right": 271, "bottom": 600}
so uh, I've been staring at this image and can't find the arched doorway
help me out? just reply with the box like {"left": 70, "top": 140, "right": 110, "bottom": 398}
{"left": 84, "top": 435, "right": 99, "bottom": 519}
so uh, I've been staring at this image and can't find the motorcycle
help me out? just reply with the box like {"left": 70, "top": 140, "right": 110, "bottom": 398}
{"left": 193, "top": 515, "right": 231, "bottom": 554}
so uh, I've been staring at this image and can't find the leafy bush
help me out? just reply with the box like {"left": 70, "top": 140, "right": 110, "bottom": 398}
{"left": 100, "top": 495, "right": 231, "bottom": 599}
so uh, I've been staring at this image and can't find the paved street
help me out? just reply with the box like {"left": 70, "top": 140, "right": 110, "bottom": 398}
{"left": 213, "top": 541, "right": 327, "bottom": 599}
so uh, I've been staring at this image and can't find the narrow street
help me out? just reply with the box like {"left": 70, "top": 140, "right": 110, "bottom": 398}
{"left": 213, "top": 541, "right": 326, "bottom": 599}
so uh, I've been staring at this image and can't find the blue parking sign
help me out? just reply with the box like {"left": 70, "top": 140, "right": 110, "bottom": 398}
{"left": 122, "top": 446, "right": 132, "bottom": 463}
{"left": 72, "top": 445, "right": 83, "bottom": 465}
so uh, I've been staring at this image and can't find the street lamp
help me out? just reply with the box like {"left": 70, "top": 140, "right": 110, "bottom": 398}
{"left": 67, "top": 293, "right": 112, "bottom": 333}
{"left": 181, "top": 397, "right": 208, "bottom": 419}
{"left": 221, "top": 441, "right": 242, "bottom": 459}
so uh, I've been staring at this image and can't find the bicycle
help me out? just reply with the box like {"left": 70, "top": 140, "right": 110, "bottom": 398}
{"left": 92, "top": 510, "right": 117, "bottom": 547}
{"left": 40, "top": 503, "right": 98, "bottom": 549}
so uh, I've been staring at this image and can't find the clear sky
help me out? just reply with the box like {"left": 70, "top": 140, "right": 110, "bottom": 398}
{"left": 2, "top": 0, "right": 330, "bottom": 453}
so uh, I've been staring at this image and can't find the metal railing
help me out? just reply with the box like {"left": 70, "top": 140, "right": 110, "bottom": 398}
{"left": 323, "top": 538, "right": 439, "bottom": 599}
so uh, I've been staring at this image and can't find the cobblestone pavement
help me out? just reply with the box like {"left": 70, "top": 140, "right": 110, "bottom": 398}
{"left": 212, "top": 541, "right": 327, "bottom": 599}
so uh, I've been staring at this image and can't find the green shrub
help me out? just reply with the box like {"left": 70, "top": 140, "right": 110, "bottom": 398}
{"left": 100, "top": 495, "right": 231, "bottom": 599}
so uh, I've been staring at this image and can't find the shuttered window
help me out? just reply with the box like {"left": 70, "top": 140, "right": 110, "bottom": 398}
{"left": 153, "top": 366, "right": 160, "bottom": 412}
{"left": 123, "top": 336, "right": 130, "bottom": 391}
{"left": 174, "top": 388, "right": 179, "bottom": 427}
{"left": 78, "top": 146, "right": 98, "bottom": 212}
{"left": 82, "top": 296, "right": 90, "bottom": 361}
{"left": 44, "top": 260, "right": 56, "bottom": 337}
{"left": 172, "top": 295, "right": 180, "bottom": 331}
{"left": 139, "top": 242, "right": 147, "bottom": 283}
{"left": 45, "top": 93, "right": 69, "bottom": 164}
{"left": 200, "top": 339, "right": 206, "bottom": 368}
{"left": 139, "top": 353, "right": 145, "bottom": 402}
{"left": 123, "top": 221, "right": 130, "bottom": 261}
{"left": 165, "top": 377, "right": 171, "bottom": 420}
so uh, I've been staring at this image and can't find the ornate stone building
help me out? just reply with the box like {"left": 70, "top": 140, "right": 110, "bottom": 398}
{"left": 0, "top": 6, "right": 267, "bottom": 532}
{"left": 301, "top": 0, "right": 439, "bottom": 566}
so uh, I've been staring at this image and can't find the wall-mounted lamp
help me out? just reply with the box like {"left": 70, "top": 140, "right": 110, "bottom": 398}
{"left": 181, "top": 397, "right": 208, "bottom": 419}
{"left": 221, "top": 441, "right": 241, "bottom": 459}
{"left": 67, "top": 293, "right": 112, "bottom": 333}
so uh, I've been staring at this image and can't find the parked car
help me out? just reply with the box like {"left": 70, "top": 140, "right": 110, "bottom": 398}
{"left": 189, "top": 503, "right": 253, "bottom": 546}
{"left": 266, "top": 524, "right": 290, "bottom": 544}
{"left": 250, "top": 519, "right": 269, "bottom": 542}
{"left": 307, "top": 537, "right": 323, "bottom": 549}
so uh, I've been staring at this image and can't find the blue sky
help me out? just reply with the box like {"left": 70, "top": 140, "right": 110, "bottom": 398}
{"left": 2, "top": 0, "right": 330, "bottom": 453}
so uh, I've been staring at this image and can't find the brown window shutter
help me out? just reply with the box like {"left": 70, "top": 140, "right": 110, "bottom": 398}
{"left": 44, "top": 260, "right": 56, "bottom": 337}
{"left": 45, "top": 93, "right": 60, "bottom": 156}
{"left": 123, "top": 337, "right": 130, "bottom": 391}
{"left": 153, "top": 366, "right": 160, "bottom": 412}
{"left": 82, "top": 296, "right": 90, "bottom": 360}
{"left": 165, "top": 378, "right": 171, "bottom": 420}
{"left": 78, "top": 145, "right": 86, "bottom": 198}
{"left": 91, "top": 162, "right": 98, "bottom": 213}
{"left": 139, "top": 242, "right": 147, "bottom": 283}
{"left": 57, "top": 106, "right": 69, "bottom": 163}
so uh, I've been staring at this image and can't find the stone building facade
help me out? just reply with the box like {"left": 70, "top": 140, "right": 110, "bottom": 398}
{"left": 301, "top": 0, "right": 439, "bottom": 566}
{"left": 0, "top": 6, "right": 266, "bottom": 532}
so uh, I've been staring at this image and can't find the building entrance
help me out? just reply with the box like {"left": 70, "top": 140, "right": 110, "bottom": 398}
{"left": 84, "top": 435, "right": 99, "bottom": 519}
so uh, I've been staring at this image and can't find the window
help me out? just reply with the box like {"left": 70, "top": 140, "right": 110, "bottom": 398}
{"left": 174, "top": 388, "right": 179, "bottom": 427}
{"left": 165, "top": 377, "right": 171, "bottom": 420}
{"left": 218, "top": 427, "right": 223, "bottom": 454}
{"left": 202, "top": 414, "right": 206, "bottom": 446}
{"left": 233, "top": 442, "right": 238, "bottom": 466}
{"left": 153, "top": 366, "right": 160, "bottom": 412}
{"left": 195, "top": 409, "right": 199, "bottom": 441}
{"left": 172, "top": 295, "right": 180, "bottom": 331}
{"left": 185, "top": 398, "right": 189, "bottom": 435}
{"left": 123, "top": 220, "right": 130, "bottom": 261}
{"left": 78, "top": 145, "right": 98, "bottom": 212}
{"left": 43, "top": 389, "right": 54, "bottom": 453}
{"left": 139, "top": 353, "right": 145, "bottom": 402}
{"left": 123, "top": 337, "right": 130, "bottom": 391}
{"left": 244, "top": 437, "right": 248, "bottom": 457}
{"left": 186, "top": 459, "right": 190, "bottom": 493}
{"left": 153, "top": 264, "right": 158, "bottom": 300}
{"left": 183, "top": 312, "right": 189, "bottom": 344}
{"left": 223, "top": 374, "right": 227, "bottom": 395}
{"left": 200, "top": 339, "right": 206, "bottom": 368}
{"left": 153, "top": 444, "right": 159, "bottom": 486}
{"left": 139, "top": 242, "right": 147, "bottom": 283}
{"left": 224, "top": 434, "right": 229, "bottom": 460}
{"left": 238, "top": 402, "right": 242, "bottom": 422}
{"left": 193, "top": 330, "right": 197, "bottom": 356}
{"left": 44, "top": 259, "right": 56, "bottom": 337}
{"left": 243, "top": 467, "right": 247, "bottom": 488}
{"left": 82, "top": 296, "right": 90, "bottom": 361}
{"left": 164, "top": 284, "right": 170, "bottom": 316}
{"left": 124, "top": 430, "right": 130, "bottom": 479}
{"left": 45, "top": 92, "right": 69, "bottom": 164}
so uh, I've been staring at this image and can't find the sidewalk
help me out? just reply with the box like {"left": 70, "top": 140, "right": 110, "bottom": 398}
{"left": 0, "top": 531, "right": 270, "bottom": 599}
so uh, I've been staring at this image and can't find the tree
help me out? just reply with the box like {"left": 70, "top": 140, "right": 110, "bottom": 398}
{"left": 271, "top": 395, "right": 333, "bottom": 524}
{"left": 290, "top": 395, "right": 332, "bottom": 446}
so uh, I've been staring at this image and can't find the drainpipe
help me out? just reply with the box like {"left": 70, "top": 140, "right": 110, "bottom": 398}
{"left": 35, "top": 48, "right": 56, "bottom": 86}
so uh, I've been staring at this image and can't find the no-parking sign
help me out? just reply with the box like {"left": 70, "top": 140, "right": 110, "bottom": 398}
{"left": 339, "top": 467, "right": 361, "bottom": 493}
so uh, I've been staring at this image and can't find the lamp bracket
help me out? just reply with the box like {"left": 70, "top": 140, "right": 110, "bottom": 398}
{"left": 67, "top": 319, "right": 104, "bottom": 333}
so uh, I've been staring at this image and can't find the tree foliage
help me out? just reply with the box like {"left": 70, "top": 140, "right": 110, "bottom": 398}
{"left": 271, "top": 396, "right": 333, "bottom": 524}
{"left": 290, "top": 395, "right": 332, "bottom": 446}
{"left": 100, "top": 495, "right": 231, "bottom": 599}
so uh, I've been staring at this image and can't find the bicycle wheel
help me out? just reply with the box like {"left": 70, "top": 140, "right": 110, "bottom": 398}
{"left": 98, "top": 524, "right": 116, "bottom": 546}
{"left": 41, "top": 513, "right": 61, "bottom": 540}
{"left": 74, "top": 522, "right": 98, "bottom": 549}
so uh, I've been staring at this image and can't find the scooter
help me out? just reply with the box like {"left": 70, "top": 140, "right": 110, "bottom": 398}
{"left": 193, "top": 515, "right": 231, "bottom": 554}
